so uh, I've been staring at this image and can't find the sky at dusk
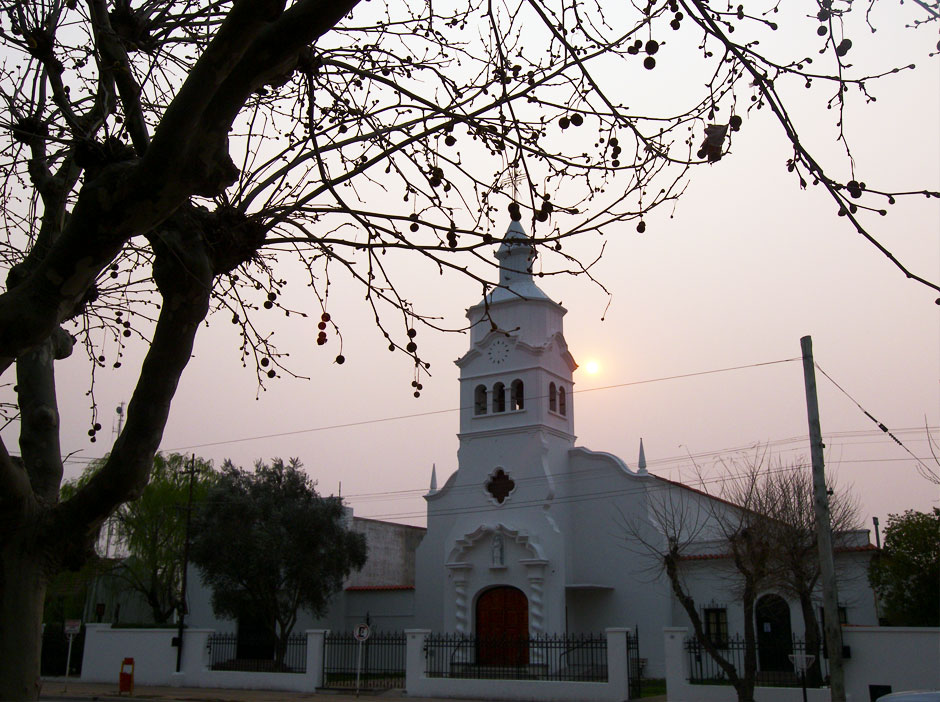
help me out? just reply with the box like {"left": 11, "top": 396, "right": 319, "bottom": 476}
{"left": 3, "top": 2, "right": 937, "bottom": 535}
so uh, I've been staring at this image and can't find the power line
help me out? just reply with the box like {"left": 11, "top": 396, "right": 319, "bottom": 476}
{"left": 816, "top": 362, "right": 940, "bottom": 485}
{"left": 163, "top": 357, "right": 800, "bottom": 452}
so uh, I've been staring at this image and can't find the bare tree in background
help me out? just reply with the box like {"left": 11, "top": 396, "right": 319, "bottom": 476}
{"left": 758, "top": 462, "right": 861, "bottom": 686}
{"left": 629, "top": 458, "right": 776, "bottom": 702}
{"left": 0, "top": 0, "right": 936, "bottom": 698}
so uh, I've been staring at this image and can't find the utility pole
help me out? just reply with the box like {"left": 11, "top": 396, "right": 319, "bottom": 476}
{"left": 800, "top": 336, "right": 845, "bottom": 702}
{"left": 175, "top": 454, "right": 196, "bottom": 673}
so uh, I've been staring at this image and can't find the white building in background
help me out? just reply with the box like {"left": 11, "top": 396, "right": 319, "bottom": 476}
{"left": 92, "top": 220, "right": 878, "bottom": 678}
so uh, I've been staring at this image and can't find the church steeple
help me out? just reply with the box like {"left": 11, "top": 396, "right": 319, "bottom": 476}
{"left": 455, "top": 220, "right": 576, "bottom": 442}
{"left": 489, "top": 221, "right": 550, "bottom": 303}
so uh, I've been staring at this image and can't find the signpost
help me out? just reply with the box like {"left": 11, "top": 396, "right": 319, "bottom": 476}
{"left": 63, "top": 620, "right": 81, "bottom": 689}
{"left": 353, "top": 623, "right": 371, "bottom": 697}
{"left": 788, "top": 653, "right": 816, "bottom": 702}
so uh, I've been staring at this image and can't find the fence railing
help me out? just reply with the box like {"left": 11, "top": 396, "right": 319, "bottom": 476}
{"left": 424, "top": 632, "right": 608, "bottom": 682}
{"left": 41, "top": 624, "right": 85, "bottom": 677}
{"left": 626, "top": 629, "right": 644, "bottom": 699}
{"left": 322, "top": 630, "right": 406, "bottom": 689}
{"left": 207, "top": 632, "right": 307, "bottom": 673}
{"left": 686, "top": 635, "right": 830, "bottom": 688}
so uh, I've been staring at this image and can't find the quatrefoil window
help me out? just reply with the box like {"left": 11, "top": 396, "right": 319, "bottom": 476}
{"left": 485, "top": 468, "right": 516, "bottom": 504}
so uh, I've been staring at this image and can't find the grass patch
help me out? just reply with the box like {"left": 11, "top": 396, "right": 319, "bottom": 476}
{"left": 640, "top": 678, "right": 667, "bottom": 697}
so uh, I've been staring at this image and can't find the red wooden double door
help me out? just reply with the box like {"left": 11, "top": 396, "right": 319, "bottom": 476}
{"left": 475, "top": 586, "right": 529, "bottom": 665}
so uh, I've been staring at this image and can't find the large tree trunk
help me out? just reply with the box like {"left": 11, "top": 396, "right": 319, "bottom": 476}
{"left": 739, "top": 587, "right": 758, "bottom": 702}
{"left": 0, "top": 545, "right": 46, "bottom": 701}
{"left": 0, "top": 219, "right": 221, "bottom": 700}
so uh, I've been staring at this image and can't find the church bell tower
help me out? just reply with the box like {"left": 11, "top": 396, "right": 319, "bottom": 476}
{"left": 455, "top": 220, "right": 577, "bottom": 448}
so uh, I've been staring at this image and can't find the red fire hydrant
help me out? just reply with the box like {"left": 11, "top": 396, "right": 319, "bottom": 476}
{"left": 118, "top": 657, "right": 134, "bottom": 695}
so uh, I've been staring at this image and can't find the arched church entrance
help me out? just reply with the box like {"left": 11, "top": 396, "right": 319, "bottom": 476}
{"left": 475, "top": 586, "right": 529, "bottom": 665}
{"left": 756, "top": 594, "right": 793, "bottom": 672}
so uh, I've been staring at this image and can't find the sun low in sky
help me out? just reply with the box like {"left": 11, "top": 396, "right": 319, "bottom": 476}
{"left": 583, "top": 360, "right": 600, "bottom": 375}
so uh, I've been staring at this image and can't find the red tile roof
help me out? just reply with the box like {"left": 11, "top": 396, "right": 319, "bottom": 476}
{"left": 680, "top": 543, "right": 877, "bottom": 561}
{"left": 344, "top": 585, "right": 416, "bottom": 591}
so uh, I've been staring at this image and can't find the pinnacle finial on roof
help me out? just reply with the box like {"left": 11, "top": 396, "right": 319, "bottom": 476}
{"left": 638, "top": 438, "right": 648, "bottom": 475}
{"left": 429, "top": 463, "right": 438, "bottom": 492}
{"left": 488, "top": 220, "right": 549, "bottom": 302}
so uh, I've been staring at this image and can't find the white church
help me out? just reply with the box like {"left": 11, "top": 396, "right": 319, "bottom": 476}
{"left": 405, "top": 220, "right": 877, "bottom": 675}
{"left": 113, "top": 220, "right": 878, "bottom": 678}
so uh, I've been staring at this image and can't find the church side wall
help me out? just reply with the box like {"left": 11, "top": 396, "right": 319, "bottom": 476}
{"left": 562, "top": 450, "right": 673, "bottom": 677}
{"left": 413, "top": 502, "right": 449, "bottom": 630}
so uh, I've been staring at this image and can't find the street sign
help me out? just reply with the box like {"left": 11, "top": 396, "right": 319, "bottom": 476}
{"left": 353, "top": 623, "right": 371, "bottom": 696}
{"left": 64, "top": 620, "right": 81, "bottom": 635}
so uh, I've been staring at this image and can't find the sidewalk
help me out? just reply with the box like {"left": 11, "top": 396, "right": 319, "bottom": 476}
{"left": 40, "top": 680, "right": 404, "bottom": 701}
{"left": 40, "top": 679, "right": 668, "bottom": 702}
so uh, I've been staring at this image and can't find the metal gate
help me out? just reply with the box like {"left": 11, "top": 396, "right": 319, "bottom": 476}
{"left": 322, "top": 631, "right": 406, "bottom": 690}
{"left": 627, "top": 628, "right": 643, "bottom": 699}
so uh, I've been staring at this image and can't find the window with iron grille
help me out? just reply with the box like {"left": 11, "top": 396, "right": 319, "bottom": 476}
{"left": 703, "top": 608, "right": 728, "bottom": 648}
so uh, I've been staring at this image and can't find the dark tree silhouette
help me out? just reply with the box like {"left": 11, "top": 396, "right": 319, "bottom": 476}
{"left": 190, "top": 458, "right": 366, "bottom": 667}
{"left": 0, "top": 0, "right": 937, "bottom": 698}
{"left": 869, "top": 508, "right": 940, "bottom": 626}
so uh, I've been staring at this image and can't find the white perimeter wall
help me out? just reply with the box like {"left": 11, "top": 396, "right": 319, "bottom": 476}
{"left": 80, "top": 624, "right": 325, "bottom": 692}
{"left": 842, "top": 627, "right": 940, "bottom": 698}
{"left": 664, "top": 626, "right": 940, "bottom": 702}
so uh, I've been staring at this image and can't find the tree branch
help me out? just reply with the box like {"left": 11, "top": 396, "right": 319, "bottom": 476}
{"left": 53, "top": 219, "right": 214, "bottom": 566}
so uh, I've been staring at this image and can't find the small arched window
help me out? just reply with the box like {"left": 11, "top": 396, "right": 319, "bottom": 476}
{"left": 510, "top": 379, "right": 524, "bottom": 410}
{"left": 474, "top": 385, "right": 488, "bottom": 415}
{"left": 558, "top": 386, "right": 567, "bottom": 416}
{"left": 549, "top": 382, "right": 557, "bottom": 412}
{"left": 492, "top": 382, "right": 506, "bottom": 413}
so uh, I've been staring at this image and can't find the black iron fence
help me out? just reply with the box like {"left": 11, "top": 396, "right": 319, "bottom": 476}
{"left": 686, "top": 635, "right": 830, "bottom": 688}
{"left": 322, "top": 631, "right": 406, "bottom": 690}
{"left": 40, "top": 624, "right": 84, "bottom": 677}
{"left": 207, "top": 632, "right": 307, "bottom": 673}
{"left": 424, "top": 632, "right": 608, "bottom": 682}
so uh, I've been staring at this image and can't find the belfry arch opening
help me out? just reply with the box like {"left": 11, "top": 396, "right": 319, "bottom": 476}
{"left": 474, "top": 385, "right": 488, "bottom": 415}
{"left": 492, "top": 382, "right": 506, "bottom": 412}
{"left": 510, "top": 379, "right": 524, "bottom": 410}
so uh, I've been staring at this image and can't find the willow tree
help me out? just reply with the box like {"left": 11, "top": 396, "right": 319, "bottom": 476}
{"left": 0, "top": 0, "right": 936, "bottom": 698}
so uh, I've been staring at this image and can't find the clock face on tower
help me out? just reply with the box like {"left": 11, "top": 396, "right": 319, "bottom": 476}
{"left": 487, "top": 339, "right": 511, "bottom": 365}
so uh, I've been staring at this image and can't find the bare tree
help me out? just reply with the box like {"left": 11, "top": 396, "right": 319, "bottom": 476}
{"left": 627, "top": 451, "right": 861, "bottom": 700}
{"left": 625, "top": 461, "right": 775, "bottom": 702}
{"left": 0, "top": 0, "right": 935, "bottom": 698}
{"left": 755, "top": 462, "right": 861, "bottom": 685}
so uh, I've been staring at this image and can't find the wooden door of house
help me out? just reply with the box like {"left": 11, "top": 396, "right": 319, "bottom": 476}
{"left": 756, "top": 594, "right": 793, "bottom": 672}
{"left": 476, "top": 586, "right": 529, "bottom": 665}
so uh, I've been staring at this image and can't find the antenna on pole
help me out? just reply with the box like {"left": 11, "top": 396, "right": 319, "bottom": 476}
{"left": 113, "top": 402, "right": 125, "bottom": 441}
{"left": 500, "top": 160, "right": 524, "bottom": 201}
